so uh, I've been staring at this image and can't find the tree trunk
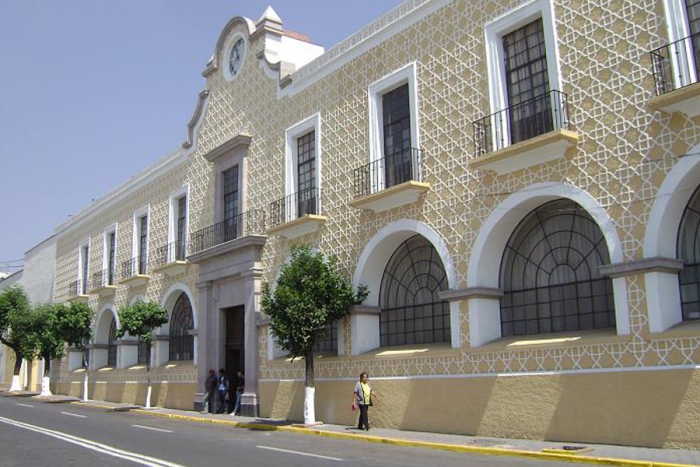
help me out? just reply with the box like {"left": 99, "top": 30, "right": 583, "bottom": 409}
{"left": 303, "top": 350, "right": 316, "bottom": 425}
{"left": 40, "top": 355, "right": 52, "bottom": 396}
{"left": 82, "top": 350, "right": 89, "bottom": 402}
{"left": 145, "top": 343, "right": 152, "bottom": 409}
{"left": 9, "top": 348, "right": 22, "bottom": 392}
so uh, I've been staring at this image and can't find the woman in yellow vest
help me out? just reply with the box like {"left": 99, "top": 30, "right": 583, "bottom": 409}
{"left": 353, "top": 371, "right": 378, "bottom": 430}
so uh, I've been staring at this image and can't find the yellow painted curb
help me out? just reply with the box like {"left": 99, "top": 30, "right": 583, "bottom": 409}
{"left": 72, "top": 404, "right": 699, "bottom": 467}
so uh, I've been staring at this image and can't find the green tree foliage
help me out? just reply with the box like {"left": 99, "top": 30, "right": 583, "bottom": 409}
{"left": 0, "top": 286, "right": 34, "bottom": 376}
{"left": 261, "top": 244, "right": 368, "bottom": 388}
{"left": 26, "top": 304, "right": 66, "bottom": 376}
{"left": 58, "top": 302, "right": 94, "bottom": 352}
{"left": 116, "top": 301, "right": 168, "bottom": 348}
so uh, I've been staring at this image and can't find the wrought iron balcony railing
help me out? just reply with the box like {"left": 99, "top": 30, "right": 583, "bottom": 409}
{"left": 269, "top": 188, "right": 321, "bottom": 228}
{"left": 68, "top": 279, "right": 82, "bottom": 297}
{"left": 121, "top": 256, "right": 148, "bottom": 280}
{"left": 473, "top": 90, "right": 570, "bottom": 157}
{"left": 91, "top": 269, "right": 116, "bottom": 290}
{"left": 190, "top": 208, "right": 267, "bottom": 255}
{"left": 353, "top": 147, "right": 423, "bottom": 198}
{"left": 152, "top": 240, "right": 187, "bottom": 269}
{"left": 650, "top": 32, "right": 700, "bottom": 96}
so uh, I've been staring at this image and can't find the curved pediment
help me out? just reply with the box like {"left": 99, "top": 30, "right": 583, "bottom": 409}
{"left": 202, "top": 16, "right": 255, "bottom": 78}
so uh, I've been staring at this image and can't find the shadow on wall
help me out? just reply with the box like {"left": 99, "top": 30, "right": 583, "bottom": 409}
{"left": 54, "top": 375, "right": 196, "bottom": 410}
{"left": 545, "top": 369, "right": 698, "bottom": 449}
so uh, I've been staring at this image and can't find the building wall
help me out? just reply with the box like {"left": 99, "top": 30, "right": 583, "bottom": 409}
{"left": 50, "top": 0, "right": 700, "bottom": 447}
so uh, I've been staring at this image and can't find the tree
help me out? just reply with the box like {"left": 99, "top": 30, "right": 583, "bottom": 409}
{"left": 116, "top": 300, "right": 168, "bottom": 408}
{"left": 25, "top": 304, "right": 67, "bottom": 396}
{"left": 261, "top": 244, "right": 368, "bottom": 425}
{"left": 55, "top": 302, "right": 93, "bottom": 400}
{"left": 0, "top": 287, "right": 34, "bottom": 391}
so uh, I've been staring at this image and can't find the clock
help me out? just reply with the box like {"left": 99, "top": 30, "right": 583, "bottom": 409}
{"left": 228, "top": 38, "right": 245, "bottom": 79}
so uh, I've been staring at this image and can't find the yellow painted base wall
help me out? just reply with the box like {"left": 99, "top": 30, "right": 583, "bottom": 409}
{"left": 53, "top": 381, "right": 197, "bottom": 410}
{"left": 260, "top": 369, "right": 700, "bottom": 449}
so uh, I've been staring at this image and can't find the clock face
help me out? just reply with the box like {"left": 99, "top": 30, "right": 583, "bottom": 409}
{"left": 228, "top": 38, "right": 245, "bottom": 78}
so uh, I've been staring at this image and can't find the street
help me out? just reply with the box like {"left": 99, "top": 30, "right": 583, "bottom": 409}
{"left": 0, "top": 395, "right": 575, "bottom": 467}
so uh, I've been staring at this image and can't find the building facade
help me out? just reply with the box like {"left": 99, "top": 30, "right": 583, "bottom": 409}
{"left": 52, "top": 0, "right": 700, "bottom": 448}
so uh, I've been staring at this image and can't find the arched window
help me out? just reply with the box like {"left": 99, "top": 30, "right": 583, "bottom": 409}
{"left": 107, "top": 317, "right": 117, "bottom": 366}
{"left": 169, "top": 292, "right": 194, "bottom": 361}
{"left": 500, "top": 199, "right": 615, "bottom": 336}
{"left": 678, "top": 185, "right": 700, "bottom": 320}
{"left": 379, "top": 235, "right": 450, "bottom": 346}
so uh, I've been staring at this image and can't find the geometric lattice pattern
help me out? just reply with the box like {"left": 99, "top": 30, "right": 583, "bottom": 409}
{"left": 52, "top": 0, "right": 700, "bottom": 391}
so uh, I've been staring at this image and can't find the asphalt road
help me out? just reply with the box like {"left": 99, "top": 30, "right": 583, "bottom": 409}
{"left": 0, "top": 395, "right": 576, "bottom": 467}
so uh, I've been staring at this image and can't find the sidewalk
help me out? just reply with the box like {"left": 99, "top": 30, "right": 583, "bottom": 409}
{"left": 4, "top": 392, "right": 700, "bottom": 467}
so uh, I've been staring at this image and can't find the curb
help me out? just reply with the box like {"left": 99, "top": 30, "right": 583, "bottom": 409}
{"left": 97, "top": 408, "right": 697, "bottom": 467}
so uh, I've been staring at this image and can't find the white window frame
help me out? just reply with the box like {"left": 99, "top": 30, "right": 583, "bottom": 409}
{"left": 132, "top": 206, "right": 150, "bottom": 275}
{"left": 662, "top": 0, "right": 699, "bottom": 87}
{"left": 484, "top": 0, "right": 563, "bottom": 148}
{"left": 168, "top": 186, "right": 189, "bottom": 263}
{"left": 78, "top": 239, "right": 90, "bottom": 295}
{"left": 368, "top": 62, "right": 420, "bottom": 193}
{"left": 103, "top": 224, "right": 118, "bottom": 285}
{"left": 284, "top": 113, "right": 322, "bottom": 221}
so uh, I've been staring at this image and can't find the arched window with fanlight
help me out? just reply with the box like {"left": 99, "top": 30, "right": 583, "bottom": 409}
{"left": 169, "top": 292, "right": 194, "bottom": 361}
{"left": 379, "top": 234, "right": 450, "bottom": 347}
{"left": 107, "top": 317, "right": 117, "bottom": 366}
{"left": 499, "top": 199, "right": 616, "bottom": 336}
{"left": 678, "top": 185, "right": 700, "bottom": 320}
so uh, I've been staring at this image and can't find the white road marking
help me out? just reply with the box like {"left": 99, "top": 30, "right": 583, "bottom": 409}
{"left": 132, "top": 425, "right": 173, "bottom": 433}
{"left": 61, "top": 411, "right": 87, "bottom": 419}
{"left": 256, "top": 445, "right": 343, "bottom": 461}
{"left": 0, "top": 416, "right": 186, "bottom": 467}
{"left": 16, "top": 403, "right": 33, "bottom": 408}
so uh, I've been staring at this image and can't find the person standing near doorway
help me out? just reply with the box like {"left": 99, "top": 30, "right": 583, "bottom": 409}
{"left": 353, "top": 371, "right": 378, "bottom": 430}
{"left": 217, "top": 369, "right": 229, "bottom": 414}
{"left": 201, "top": 369, "right": 217, "bottom": 413}
{"left": 233, "top": 371, "right": 244, "bottom": 415}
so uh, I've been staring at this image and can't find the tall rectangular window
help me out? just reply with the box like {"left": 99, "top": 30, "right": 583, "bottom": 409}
{"left": 223, "top": 166, "right": 239, "bottom": 241}
{"left": 108, "top": 232, "right": 116, "bottom": 285}
{"left": 382, "top": 83, "right": 411, "bottom": 188}
{"left": 503, "top": 18, "right": 551, "bottom": 144}
{"left": 297, "top": 130, "right": 316, "bottom": 217}
{"left": 138, "top": 215, "right": 148, "bottom": 274}
{"left": 81, "top": 244, "right": 89, "bottom": 294}
{"left": 176, "top": 195, "right": 187, "bottom": 260}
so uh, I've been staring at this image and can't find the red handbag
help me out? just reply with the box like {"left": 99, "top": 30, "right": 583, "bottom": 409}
{"left": 351, "top": 403, "right": 358, "bottom": 411}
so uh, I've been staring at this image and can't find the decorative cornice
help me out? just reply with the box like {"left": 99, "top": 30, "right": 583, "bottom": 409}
{"left": 599, "top": 257, "right": 684, "bottom": 278}
{"left": 154, "top": 334, "right": 170, "bottom": 342}
{"left": 116, "top": 339, "right": 139, "bottom": 346}
{"left": 203, "top": 134, "right": 253, "bottom": 164}
{"left": 438, "top": 287, "right": 504, "bottom": 301}
{"left": 182, "top": 89, "right": 210, "bottom": 149}
{"left": 349, "top": 305, "right": 380, "bottom": 316}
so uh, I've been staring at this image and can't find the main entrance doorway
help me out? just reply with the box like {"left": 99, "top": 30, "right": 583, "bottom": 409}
{"left": 225, "top": 306, "right": 244, "bottom": 379}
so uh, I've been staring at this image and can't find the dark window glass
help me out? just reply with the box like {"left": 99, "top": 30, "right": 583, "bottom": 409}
{"left": 223, "top": 166, "right": 239, "bottom": 241}
{"left": 500, "top": 199, "right": 616, "bottom": 336}
{"left": 503, "top": 18, "right": 551, "bottom": 144}
{"left": 138, "top": 216, "right": 148, "bottom": 274}
{"left": 81, "top": 245, "right": 89, "bottom": 294}
{"left": 177, "top": 196, "right": 187, "bottom": 260}
{"left": 107, "top": 317, "right": 117, "bottom": 366}
{"left": 379, "top": 235, "right": 450, "bottom": 346}
{"left": 137, "top": 338, "right": 149, "bottom": 365}
{"left": 314, "top": 320, "right": 337, "bottom": 353}
{"left": 169, "top": 292, "right": 194, "bottom": 361}
{"left": 297, "top": 130, "right": 316, "bottom": 217}
{"left": 382, "top": 84, "right": 412, "bottom": 189}
{"left": 108, "top": 233, "right": 116, "bottom": 285}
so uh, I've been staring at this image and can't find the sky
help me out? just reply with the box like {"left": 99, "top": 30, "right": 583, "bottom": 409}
{"left": 0, "top": 0, "right": 406, "bottom": 273}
